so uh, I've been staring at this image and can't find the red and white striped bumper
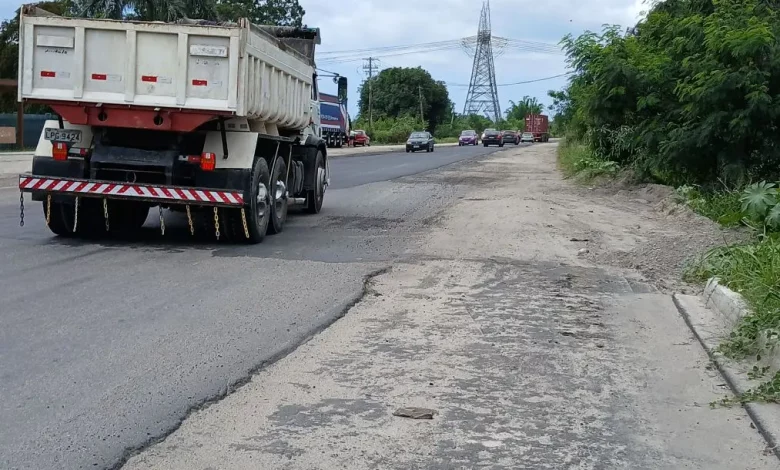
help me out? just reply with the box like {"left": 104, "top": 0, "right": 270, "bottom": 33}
{"left": 18, "top": 174, "right": 245, "bottom": 207}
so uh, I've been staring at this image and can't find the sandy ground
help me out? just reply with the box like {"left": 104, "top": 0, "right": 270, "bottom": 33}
{"left": 123, "top": 143, "right": 775, "bottom": 469}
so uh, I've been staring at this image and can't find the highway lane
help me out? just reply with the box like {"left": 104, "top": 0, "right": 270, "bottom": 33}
{"left": 0, "top": 143, "right": 507, "bottom": 469}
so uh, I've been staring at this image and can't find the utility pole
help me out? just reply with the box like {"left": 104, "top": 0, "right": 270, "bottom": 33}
{"left": 362, "top": 58, "right": 379, "bottom": 133}
{"left": 418, "top": 85, "right": 425, "bottom": 129}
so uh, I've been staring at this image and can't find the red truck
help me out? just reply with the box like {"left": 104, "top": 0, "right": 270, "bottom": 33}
{"left": 524, "top": 114, "right": 550, "bottom": 142}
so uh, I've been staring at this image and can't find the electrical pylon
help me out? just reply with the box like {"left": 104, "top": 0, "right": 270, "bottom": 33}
{"left": 463, "top": 1, "right": 501, "bottom": 122}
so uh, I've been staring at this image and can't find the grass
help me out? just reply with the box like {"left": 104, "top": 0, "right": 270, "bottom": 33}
{"left": 686, "top": 238, "right": 780, "bottom": 358}
{"left": 675, "top": 186, "right": 743, "bottom": 227}
{"left": 557, "top": 138, "right": 618, "bottom": 180}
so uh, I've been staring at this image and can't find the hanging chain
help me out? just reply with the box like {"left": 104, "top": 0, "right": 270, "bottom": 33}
{"left": 213, "top": 206, "right": 220, "bottom": 240}
{"left": 19, "top": 191, "right": 25, "bottom": 227}
{"left": 158, "top": 206, "right": 166, "bottom": 235}
{"left": 45, "top": 194, "right": 51, "bottom": 226}
{"left": 240, "top": 208, "right": 249, "bottom": 239}
{"left": 102, "top": 198, "right": 110, "bottom": 232}
{"left": 186, "top": 205, "right": 195, "bottom": 236}
{"left": 72, "top": 197, "right": 80, "bottom": 232}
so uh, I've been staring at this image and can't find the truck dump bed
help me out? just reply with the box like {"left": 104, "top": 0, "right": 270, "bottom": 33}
{"left": 17, "top": 6, "right": 319, "bottom": 132}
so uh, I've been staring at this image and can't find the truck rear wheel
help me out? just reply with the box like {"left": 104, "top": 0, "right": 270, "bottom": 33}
{"left": 106, "top": 200, "right": 149, "bottom": 236}
{"left": 43, "top": 198, "right": 104, "bottom": 238}
{"left": 226, "top": 157, "right": 271, "bottom": 243}
{"left": 306, "top": 150, "right": 326, "bottom": 214}
{"left": 267, "top": 157, "right": 288, "bottom": 235}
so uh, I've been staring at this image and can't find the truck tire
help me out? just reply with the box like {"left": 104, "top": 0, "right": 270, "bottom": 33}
{"left": 228, "top": 157, "right": 271, "bottom": 243}
{"left": 267, "top": 157, "right": 288, "bottom": 235}
{"left": 306, "top": 150, "right": 326, "bottom": 214}
{"left": 106, "top": 200, "right": 149, "bottom": 236}
{"left": 43, "top": 198, "right": 104, "bottom": 238}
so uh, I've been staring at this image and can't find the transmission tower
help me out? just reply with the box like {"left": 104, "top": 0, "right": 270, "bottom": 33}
{"left": 463, "top": 1, "right": 501, "bottom": 122}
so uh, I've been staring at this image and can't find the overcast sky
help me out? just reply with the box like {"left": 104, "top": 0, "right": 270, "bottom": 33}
{"left": 0, "top": 0, "right": 647, "bottom": 119}
{"left": 303, "top": 0, "right": 647, "bottom": 119}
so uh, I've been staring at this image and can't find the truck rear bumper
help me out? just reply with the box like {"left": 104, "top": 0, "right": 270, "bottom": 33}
{"left": 19, "top": 174, "right": 245, "bottom": 207}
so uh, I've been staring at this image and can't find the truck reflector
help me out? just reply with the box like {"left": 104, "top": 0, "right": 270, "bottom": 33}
{"left": 141, "top": 75, "right": 157, "bottom": 83}
{"left": 192, "top": 79, "right": 208, "bottom": 87}
{"left": 40, "top": 71, "right": 55, "bottom": 78}
{"left": 91, "top": 73, "right": 107, "bottom": 81}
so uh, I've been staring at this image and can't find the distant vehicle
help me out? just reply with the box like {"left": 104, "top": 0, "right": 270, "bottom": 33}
{"left": 406, "top": 131, "right": 435, "bottom": 153}
{"left": 520, "top": 132, "right": 534, "bottom": 143}
{"left": 482, "top": 129, "right": 503, "bottom": 147}
{"left": 459, "top": 130, "right": 479, "bottom": 146}
{"left": 501, "top": 130, "right": 519, "bottom": 145}
{"left": 352, "top": 130, "right": 370, "bottom": 146}
{"left": 481, "top": 128, "right": 497, "bottom": 140}
{"left": 319, "top": 92, "right": 349, "bottom": 148}
{"left": 524, "top": 114, "right": 550, "bottom": 142}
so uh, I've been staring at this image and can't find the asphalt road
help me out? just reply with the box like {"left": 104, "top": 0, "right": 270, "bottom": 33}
{"left": 0, "top": 143, "right": 513, "bottom": 469}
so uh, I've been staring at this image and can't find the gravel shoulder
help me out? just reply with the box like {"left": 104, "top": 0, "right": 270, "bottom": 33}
{"left": 123, "top": 143, "right": 777, "bottom": 469}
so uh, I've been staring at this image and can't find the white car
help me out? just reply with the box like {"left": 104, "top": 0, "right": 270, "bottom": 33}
{"left": 520, "top": 132, "right": 534, "bottom": 143}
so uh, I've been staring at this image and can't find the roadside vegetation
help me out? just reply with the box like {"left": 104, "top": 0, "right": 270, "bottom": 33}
{"left": 548, "top": 0, "right": 780, "bottom": 403}
{"left": 353, "top": 64, "right": 548, "bottom": 144}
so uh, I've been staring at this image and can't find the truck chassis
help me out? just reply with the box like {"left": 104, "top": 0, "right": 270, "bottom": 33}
{"left": 17, "top": 118, "right": 328, "bottom": 243}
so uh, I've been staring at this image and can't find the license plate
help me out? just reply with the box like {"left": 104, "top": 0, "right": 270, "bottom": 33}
{"left": 414, "top": 145, "right": 419, "bottom": 148}
{"left": 45, "top": 128, "right": 82, "bottom": 143}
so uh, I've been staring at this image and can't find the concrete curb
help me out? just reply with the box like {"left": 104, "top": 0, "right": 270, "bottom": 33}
{"left": 673, "top": 292, "right": 780, "bottom": 461}
{"left": 703, "top": 277, "right": 751, "bottom": 328}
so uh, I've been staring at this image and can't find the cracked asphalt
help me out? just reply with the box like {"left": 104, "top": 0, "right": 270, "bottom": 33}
{"left": 0, "top": 143, "right": 505, "bottom": 470}
{"left": 124, "top": 144, "right": 777, "bottom": 470}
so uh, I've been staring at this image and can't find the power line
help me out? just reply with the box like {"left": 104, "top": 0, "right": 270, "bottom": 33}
{"left": 319, "top": 44, "right": 464, "bottom": 64}
{"left": 317, "top": 36, "right": 563, "bottom": 64}
{"left": 319, "top": 38, "right": 467, "bottom": 56}
{"left": 449, "top": 72, "right": 573, "bottom": 87}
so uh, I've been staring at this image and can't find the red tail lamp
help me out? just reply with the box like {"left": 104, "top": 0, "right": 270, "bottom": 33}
{"left": 52, "top": 142, "right": 68, "bottom": 161}
{"left": 200, "top": 152, "right": 216, "bottom": 171}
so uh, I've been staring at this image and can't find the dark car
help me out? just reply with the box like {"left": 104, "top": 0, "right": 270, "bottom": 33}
{"left": 458, "top": 130, "right": 479, "bottom": 146}
{"left": 501, "top": 130, "right": 520, "bottom": 145}
{"left": 406, "top": 131, "right": 435, "bottom": 153}
{"left": 482, "top": 129, "right": 503, "bottom": 147}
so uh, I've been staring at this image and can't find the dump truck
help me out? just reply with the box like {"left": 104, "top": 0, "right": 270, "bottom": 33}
{"left": 524, "top": 114, "right": 549, "bottom": 142}
{"left": 16, "top": 6, "right": 338, "bottom": 243}
{"left": 319, "top": 92, "right": 349, "bottom": 148}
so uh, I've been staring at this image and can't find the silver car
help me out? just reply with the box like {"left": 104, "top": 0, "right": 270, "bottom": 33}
{"left": 520, "top": 132, "right": 534, "bottom": 143}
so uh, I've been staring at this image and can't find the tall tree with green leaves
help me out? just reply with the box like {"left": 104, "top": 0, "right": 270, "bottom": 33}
{"left": 357, "top": 67, "right": 450, "bottom": 133}
{"left": 72, "top": 0, "right": 217, "bottom": 21}
{"left": 552, "top": 0, "right": 780, "bottom": 185}
{"left": 216, "top": 0, "right": 304, "bottom": 25}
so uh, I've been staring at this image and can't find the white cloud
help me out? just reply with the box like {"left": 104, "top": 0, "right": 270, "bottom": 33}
{"left": 301, "top": 0, "right": 644, "bottom": 119}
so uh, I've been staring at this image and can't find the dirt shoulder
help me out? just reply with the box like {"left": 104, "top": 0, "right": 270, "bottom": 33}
{"left": 123, "top": 144, "right": 776, "bottom": 469}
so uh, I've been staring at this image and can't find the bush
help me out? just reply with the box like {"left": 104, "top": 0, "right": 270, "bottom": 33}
{"left": 552, "top": 0, "right": 780, "bottom": 187}
{"left": 675, "top": 186, "right": 743, "bottom": 227}
{"left": 558, "top": 137, "right": 618, "bottom": 180}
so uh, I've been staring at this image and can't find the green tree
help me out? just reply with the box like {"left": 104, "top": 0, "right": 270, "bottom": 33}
{"left": 72, "top": 0, "right": 216, "bottom": 21}
{"left": 358, "top": 67, "right": 451, "bottom": 133}
{"left": 504, "top": 95, "right": 544, "bottom": 126}
{"left": 216, "top": 0, "right": 304, "bottom": 25}
{"left": 553, "top": 0, "right": 780, "bottom": 185}
{"left": 72, "top": 0, "right": 304, "bottom": 24}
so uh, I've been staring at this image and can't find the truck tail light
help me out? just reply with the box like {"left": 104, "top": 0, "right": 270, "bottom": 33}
{"left": 52, "top": 142, "right": 68, "bottom": 161}
{"left": 200, "top": 152, "right": 216, "bottom": 171}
